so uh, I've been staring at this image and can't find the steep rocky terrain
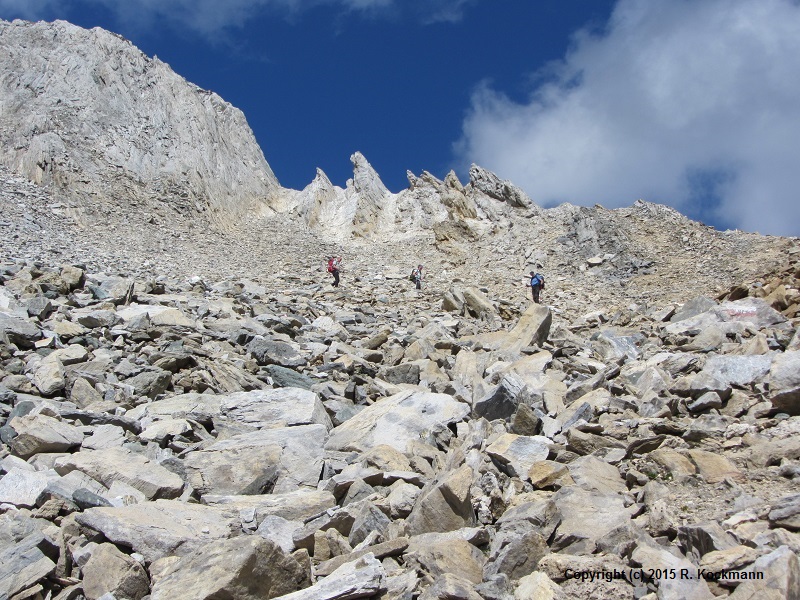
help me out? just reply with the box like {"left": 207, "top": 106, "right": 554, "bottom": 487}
{"left": 2, "top": 17, "right": 800, "bottom": 600}
{"left": 0, "top": 19, "right": 280, "bottom": 227}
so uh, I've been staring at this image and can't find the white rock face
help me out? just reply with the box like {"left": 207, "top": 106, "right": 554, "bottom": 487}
{"left": 0, "top": 19, "right": 280, "bottom": 225}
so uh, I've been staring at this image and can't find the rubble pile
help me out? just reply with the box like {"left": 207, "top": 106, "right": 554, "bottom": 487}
{"left": 1, "top": 255, "right": 799, "bottom": 600}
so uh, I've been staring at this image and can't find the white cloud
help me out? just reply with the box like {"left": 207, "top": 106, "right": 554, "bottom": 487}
{"left": 1, "top": 0, "right": 472, "bottom": 34}
{"left": 456, "top": 0, "right": 800, "bottom": 236}
{"left": 0, "top": 0, "right": 61, "bottom": 19}
{"left": 422, "top": 0, "right": 477, "bottom": 24}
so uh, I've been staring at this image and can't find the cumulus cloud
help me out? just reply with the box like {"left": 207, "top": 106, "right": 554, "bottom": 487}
{"left": 456, "top": 0, "right": 800, "bottom": 236}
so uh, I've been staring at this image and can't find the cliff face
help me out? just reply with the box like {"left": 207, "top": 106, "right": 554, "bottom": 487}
{"left": 0, "top": 19, "right": 280, "bottom": 226}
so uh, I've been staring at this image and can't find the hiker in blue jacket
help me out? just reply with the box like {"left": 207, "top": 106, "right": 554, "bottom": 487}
{"left": 526, "top": 271, "right": 545, "bottom": 304}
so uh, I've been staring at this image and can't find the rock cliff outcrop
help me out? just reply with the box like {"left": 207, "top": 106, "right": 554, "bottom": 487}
{"left": 0, "top": 19, "right": 280, "bottom": 227}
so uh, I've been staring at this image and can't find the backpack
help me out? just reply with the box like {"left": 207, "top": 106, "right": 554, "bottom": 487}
{"left": 327, "top": 258, "right": 335, "bottom": 273}
{"left": 409, "top": 270, "right": 417, "bottom": 281}
{"left": 531, "top": 274, "right": 544, "bottom": 288}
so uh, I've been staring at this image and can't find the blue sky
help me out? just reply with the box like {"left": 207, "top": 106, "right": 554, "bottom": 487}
{"left": 2, "top": 0, "right": 799, "bottom": 236}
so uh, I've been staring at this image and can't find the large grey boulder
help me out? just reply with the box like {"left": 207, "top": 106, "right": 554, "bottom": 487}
{"left": 486, "top": 434, "right": 551, "bottom": 478}
{"left": 670, "top": 297, "right": 718, "bottom": 322}
{"left": 768, "top": 493, "right": 800, "bottom": 531}
{"left": 0, "top": 467, "right": 56, "bottom": 508}
{"left": 699, "top": 354, "right": 773, "bottom": 388}
{"left": 0, "top": 311, "right": 40, "bottom": 348}
{"left": 0, "top": 532, "right": 57, "bottom": 600}
{"left": 81, "top": 542, "right": 150, "bottom": 600}
{"left": 32, "top": 356, "right": 66, "bottom": 395}
{"left": 471, "top": 304, "right": 551, "bottom": 354}
{"left": 54, "top": 448, "right": 184, "bottom": 500}
{"left": 200, "top": 489, "right": 336, "bottom": 524}
{"left": 76, "top": 500, "right": 240, "bottom": 563}
{"left": 769, "top": 351, "right": 800, "bottom": 414}
{"left": 406, "top": 465, "right": 476, "bottom": 536}
{"left": 274, "top": 553, "right": 386, "bottom": 600}
{"left": 150, "top": 535, "right": 310, "bottom": 600}
{"left": 727, "top": 545, "right": 800, "bottom": 599}
{"left": 551, "top": 487, "right": 636, "bottom": 554}
{"left": 632, "top": 535, "right": 714, "bottom": 600}
{"left": 325, "top": 391, "right": 469, "bottom": 454}
{"left": 221, "top": 388, "right": 333, "bottom": 431}
{"left": 126, "top": 392, "right": 223, "bottom": 425}
{"left": 9, "top": 414, "right": 84, "bottom": 458}
{"left": 406, "top": 537, "right": 485, "bottom": 585}
{"left": 248, "top": 339, "right": 306, "bottom": 367}
{"left": 184, "top": 424, "right": 327, "bottom": 495}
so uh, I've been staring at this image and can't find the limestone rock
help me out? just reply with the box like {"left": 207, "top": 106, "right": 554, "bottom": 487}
{"left": 221, "top": 388, "right": 333, "bottom": 431}
{"left": 150, "top": 535, "right": 310, "bottom": 600}
{"left": 275, "top": 553, "right": 385, "bottom": 600}
{"left": 81, "top": 542, "right": 150, "bottom": 600}
{"left": 0, "top": 532, "right": 57, "bottom": 600}
{"left": 685, "top": 450, "right": 745, "bottom": 484}
{"left": 76, "top": 501, "right": 240, "bottom": 563}
{"left": 0, "top": 467, "right": 53, "bottom": 508}
{"left": 9, "top": 414, "right": 84, "bottom": 458}
{"left": 325, "top": 391, "right": 469, "bottom": 454}
{"left": 486, "top": 434, "right": 551, "bottom": 478}
{"left": 0, "top": 20, "right": 280, "bottom": 225}
{"left": 406, "top": 465, "right": 476, "bottom": 536}
{"left": 769, "top": 351, "right": 800, "bottom": 414}
{"left": 184, "top": 424, "right": 327, "bottom": 495}
{"left": 54, "top": 448, "right": 184, "bottom": 500}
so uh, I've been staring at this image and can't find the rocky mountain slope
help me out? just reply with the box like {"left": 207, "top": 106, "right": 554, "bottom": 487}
{"left": 1, "top": 234, "right": 799, "bottom": 600}
{"left": 1, "top": 17, "right": 800, "bottom": 600}
{"left": 0, "top": 19, "right": 280, "bottom": 227}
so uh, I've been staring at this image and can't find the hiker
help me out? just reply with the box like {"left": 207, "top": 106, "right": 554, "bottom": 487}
{"left": 327, "top": 256, "right": 342, "bottom": 287}
{"left": 526, "top": 271, "right": 545, "bottom": 303}
{"left": 410, "top": 264, "right": 424, "bottom": 290}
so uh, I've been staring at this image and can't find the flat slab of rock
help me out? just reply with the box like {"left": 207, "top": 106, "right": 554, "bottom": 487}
{"left": 221, "top": 388, "right": 333, "bottom": 431}
{"left": 0, "top": 532, "right": 57, "bottom": 599}
{"left": 201, "top": 489, "right": 336, "bottom": 523}
{"left": 685, "top": 450, "right": 745, "bottom": 484}
{"left": 325, "top": 391, "right": 469, "bottom": 453}
{"left": 117, "top": 303, "right": 196, "bottom": 327}
{"left": 54, "top": 447, "right": 184, "bottom": 500}
{"left": 150, "top": 535, "right": 310, "bottom": 600}
{"left": 9, "top": 413, "right": 84, "bottom": 458}
{"left": 126, "top": 392, "right": 223, "bottom": 425}
{"left": 486, "top": 433, "right": 551, "bottom": 478}
{"left": 701, "top": 354, "right": 773, "bottom": 388}
{"left": 0, "top": 467, "right": 56, "bottom": 508}
{"left": 275, "top": 553, "right": 386, "bottom": 600}
{"left": 184, "top": 424, "right": 328, "bottom": 495}
{"left": 315, "top": 537, "right": 409, "bottom": 577}
{"left": 551, "top": 487, "right": 636, "bottom": 554}
{"left": 76, "top": 500, "right": 240, "bottom": 563}
{"left": 470, "top": 304, "right": 552, "bottom": 354}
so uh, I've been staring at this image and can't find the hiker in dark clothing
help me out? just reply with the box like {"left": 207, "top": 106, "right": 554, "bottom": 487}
{"left": 327, "top": 256, "right": 342, "bottom": 287}
{"left": 411, "top": 264, "right": 423, "bottom": 290}
{"left": 526, "top": 271, "right": 545, "bottom": 303}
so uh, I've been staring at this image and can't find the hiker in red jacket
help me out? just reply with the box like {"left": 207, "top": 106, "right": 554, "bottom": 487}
{"left": 327, "top": 256, "right": 342, "bottom": 287}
